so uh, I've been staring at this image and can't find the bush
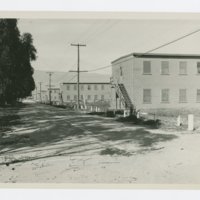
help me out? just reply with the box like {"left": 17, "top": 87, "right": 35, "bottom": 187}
{"left": 105, "top": 110, "right": 115, "bottom": 117}
{"left": 100, "top": 147, "right": 130, "bottom": 156}
{"left": 143, "top": 119, "right": 161, "bottom": 129}
{"left": 116, "top": 115, "right": 161, "bottom": 129}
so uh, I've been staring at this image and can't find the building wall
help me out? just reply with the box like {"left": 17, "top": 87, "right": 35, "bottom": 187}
{"left": 47, "top": 89, "right": 60, "bottom": 103}
{"left": 41, "top": 91, "right": 48, "bottom": 103}
{"left": 112, "top": 56, "right": 200, "bottom": 110}
{"left": 111, "top": 56, "right": 134, "bottom": 109}
{"left": 61, "top": 83, "right": 111, "bottom": 104}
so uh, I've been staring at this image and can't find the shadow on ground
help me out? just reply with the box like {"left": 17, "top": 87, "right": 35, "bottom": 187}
{"left": 0, "top": 104, "right": 178, "bottom": 164}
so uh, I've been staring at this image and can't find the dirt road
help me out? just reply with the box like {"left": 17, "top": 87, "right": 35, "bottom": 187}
{"left": 0, "top": 103, "right": 200, "bottom": 184}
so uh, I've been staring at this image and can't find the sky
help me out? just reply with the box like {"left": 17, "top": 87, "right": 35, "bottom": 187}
{"left": 18, "top": 18, "right": 200, "bottom": 75}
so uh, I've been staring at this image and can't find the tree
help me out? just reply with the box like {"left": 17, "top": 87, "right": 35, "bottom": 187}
{"left": 15, "top": 33, "right": 36, "bottom": 99}
{"left": 0, "top": 19, "right": 37, "bottom": 105}
{"left": 0, "top": 19, "right": 20, "bottom": 105}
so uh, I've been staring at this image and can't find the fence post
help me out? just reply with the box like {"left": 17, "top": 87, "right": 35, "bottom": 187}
{"left": 188, "top": 114, "right": 194, "bottom": 131}
{"left": 124, "top": 110, "right": 128, "bottom": 117}
{"left": 136, "top": 111, "right": 140, "bottom": 119}
{"left": 177, "top": 115, "right": 181, "bottom": 126}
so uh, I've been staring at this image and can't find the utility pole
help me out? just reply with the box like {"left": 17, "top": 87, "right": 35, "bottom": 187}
{"left": 47, "top": 72, "right": 54, "bottom": 105}
{"left": 38, "top": 82, "right": 42, "bottom": 102}
{"left": 35, "top": 86, "right": 38, "bottom": 101}
{"left": 70, "top": 43, "right": 87, "bottom": 110}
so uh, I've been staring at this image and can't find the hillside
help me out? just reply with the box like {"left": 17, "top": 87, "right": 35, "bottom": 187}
{"left": 33, "top": 70, "right": 111, "bottom": 90}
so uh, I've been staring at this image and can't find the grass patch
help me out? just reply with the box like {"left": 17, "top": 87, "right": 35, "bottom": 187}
{"left": 100, "top": 147, "right": 131, "bottom": 156}
{"left": 87, "top": 112, "right": 106, "bottom": 116}
{"left": 116, "top": 115, "right": 161, "bottom": 129}
{"left": 88, "top": 110, "right": 124, "bottom": 118}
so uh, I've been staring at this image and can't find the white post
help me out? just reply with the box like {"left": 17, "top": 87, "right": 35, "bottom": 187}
{"left": 188, "top": 114, "right": 194, "bottom": 131}
{"left": 96, "top": 107, "right": 98, "bottom": 112}
{"left": 124, "top": 110, "right": 128, "bottom": 117}
{"left": 177, "top": 115, "right": 181, "bottom": 126}
{"left": 123, "top": 110, "right": 126, "bottom": 117}
{"left": 90, "top": 106, "right": 93, "bottom": 112}
{"left": 136, "top": 111, "right": 140, "bottom": 119}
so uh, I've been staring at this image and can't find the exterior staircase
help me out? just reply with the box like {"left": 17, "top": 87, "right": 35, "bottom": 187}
{"left": 116, "top": 83, "right": 134, "bottom": 110}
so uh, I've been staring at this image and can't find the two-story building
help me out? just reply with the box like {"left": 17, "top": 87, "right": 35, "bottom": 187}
{"left": 40, "top": 90, "right": 48, "bottom": 104}
{"left": 111, "top": 52, "right": 200, "bottom": 111}
{"left": 47, "top": 88, "right": 61, "bottom": 105}
{"left": 60, "top": 81, "right": 111, "bottom": 111}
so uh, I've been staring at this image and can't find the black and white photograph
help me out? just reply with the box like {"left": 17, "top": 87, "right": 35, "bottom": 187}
{"left": 1, "top": 12, "right": 200, "bottom": 186}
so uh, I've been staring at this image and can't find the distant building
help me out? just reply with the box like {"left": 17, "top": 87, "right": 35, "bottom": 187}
{"left": 47, "top": 88, "right": 61, "bottom": 105}
{"left": 60, "top": 82, "right": 111, "bottom": 111}
{"left": 40, "top": 90, "right": 48, "bottom": 103}
{"left": 111, "top": 52, "right": 200, "bottom": 111}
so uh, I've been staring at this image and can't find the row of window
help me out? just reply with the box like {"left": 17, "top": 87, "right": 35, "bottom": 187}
{"left": 66, "top": 84, "right": 105, "bottom": 91}
{"left": 143, "top": 89, "right": 200, "bottom": 103}
{"left": 48, "top": 90, "right": 59, "bottom": 93}
{"left": 143, "top": 61, "right": 200, "bottom": 75}
{"left": 67, "top": 94, "right": 105, "bottom": 101}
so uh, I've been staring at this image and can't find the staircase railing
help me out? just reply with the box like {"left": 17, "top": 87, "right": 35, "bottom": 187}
{"left": 115, "top": 83, "right": 134, "bottom": 111}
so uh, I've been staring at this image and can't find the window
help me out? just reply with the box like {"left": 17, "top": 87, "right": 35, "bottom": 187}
{"left": 80, "top": 95, "right": 84, "bottom": 100}
{"left": 143, "top": 61, "right": 151, "bottom": 75}
{"left": 94, "top": 95, "right": 98, "bottom": 100}
{"left": 161, "top": 61, "right": 169, "bottom": 75}
{"left": 67, "top": 95, "right": 70, "bottom": 100}
{"left": 81, "top": 85, "right": 84, "bottom": 91}
{"left": 101, "top": 95, "right": 104, "bottom": 100}
{"left": 101, "top": 84, "right": 105, "bottom": 90}
{"left": 74, "top": 95, "right": 77, "bottom": 100}
{"left": 197, "top": 89, "right": 200, "bottom": 102}
{"left": 161, "top": 89, "right": 169, "bottom": 103}
{"left": 74, "top": 85, "right": 77, "bottom": 90}
{"left": 88, "top": 85, "right": 91, "bottom": 90}
{"left": 94, "top": 85, "right": 98, "bottom": 90}
{"left": 179, "top": 61, "right": 187, "bottom": 75}
{"left": 87, "top": 95, "right": 91, "bottom": 100}
{"left": 179, "top": 89, "right": 187, "bottom": 103}
{"left": 143, "top": 89, "right": 151, "bottom": 103}
{"left": 197, "top": 62, "right": 200, "bottom": 74}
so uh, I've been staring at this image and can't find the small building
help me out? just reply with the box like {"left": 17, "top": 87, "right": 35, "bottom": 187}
{"left": 40, "top": 90, "right": 48, "bottom": 104}
{"left": 60, "top": 82, "right": 111, "bottom": 111}
{"left": 47, "top": 88, "right": 61, "bottom": 105}
{"left": 111, "top": 52, "right": 200, "bottom": 111}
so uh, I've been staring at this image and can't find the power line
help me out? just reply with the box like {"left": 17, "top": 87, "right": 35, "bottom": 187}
{"left": 138, "top": 28, "right": 200, "bottom": 56}
{"left": 85, "top": 20, "right": 119, "bottom": 44}
{"left": 86, "top": 27, "right": 200, "bottom": 73}
{"left": 88, "top": 65, "right": 112, "bottom": 72}
{"left": 66, "top": 74, "right": 77, "bottom": 83}
{"left": 71, "top": 20, "right": 101, "bottom": 43}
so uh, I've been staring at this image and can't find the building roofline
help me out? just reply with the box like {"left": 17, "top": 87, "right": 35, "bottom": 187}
{"left": 62, "top": 82, "right": 110, "bottom": 84}
{"left": 47, "top": 88, "right": 60, "bottom": 90}
{"left": 111, "top": 52, "right": 200, "bottom": 64}
{"left": 111, "top": 53, "right": 134, "bottom": 64}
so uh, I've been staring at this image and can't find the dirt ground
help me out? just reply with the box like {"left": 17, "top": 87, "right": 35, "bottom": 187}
{"left": 0, "top": 104, "right": 200, "bottom": 184}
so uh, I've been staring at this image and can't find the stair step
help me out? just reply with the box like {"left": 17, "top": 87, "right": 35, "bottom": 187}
{"left": 117, "top": 83, "right": 133, "bottom": 108}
